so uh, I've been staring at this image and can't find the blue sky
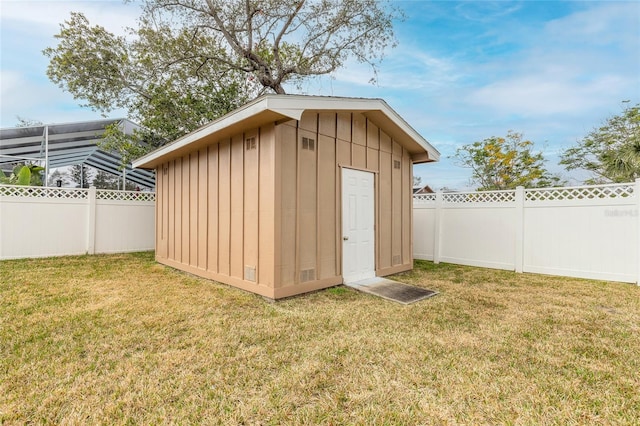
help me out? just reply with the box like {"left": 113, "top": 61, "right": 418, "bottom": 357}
{"left": 1, "top": 0, "right": 639, "bottom": 189}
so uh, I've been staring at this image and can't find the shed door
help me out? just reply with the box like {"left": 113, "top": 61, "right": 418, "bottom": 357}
{"left": 342, "top": 168, "right": 375, "bottom": 283}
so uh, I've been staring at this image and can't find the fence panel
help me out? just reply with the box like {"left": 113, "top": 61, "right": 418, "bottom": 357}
{"left": 413, "top": 181, "right": 639, "bottom": 284}
{"left": 0, "top": 185, "right": 155, "bottom": 260}
{"left": 523, "top": 185, "right": 636, "bottom": 282}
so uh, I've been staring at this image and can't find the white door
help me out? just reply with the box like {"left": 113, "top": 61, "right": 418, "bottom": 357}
{"left": 342, "top": 168, "right": 375, "bottom": 283}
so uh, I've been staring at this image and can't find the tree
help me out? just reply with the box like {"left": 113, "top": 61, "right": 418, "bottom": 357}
{"left": 44, "top": 11, "right": 247, "bottom": 161}
{"left": 92, "top": 170, "right": 120, "bottom": 190}
{"left": 453, "top": 131, "right": 563, "bottom": 191}
{"left": 560, "top": 103, "right": 640, "bottom": 183}
{"left": 139, "top": 0, "right": 400, "bottom": 94}
{"left": 44, "top": 1, "right": 400, "bottom": 162}
{"left": 69, "top": 164, "right": 92, "bottom": 188}
{"left": 0, "top": 164, "right": 44, "bottom": 186}
{"left": 47, "top": 169, "right": 69, "bottom": 187}
{"left": 16, "top": 117, "right": 43, "bottom": 128}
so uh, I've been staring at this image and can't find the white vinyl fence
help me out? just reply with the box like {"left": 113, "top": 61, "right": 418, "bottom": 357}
{"left": 414, "top": 181, "right": 639, "bottom": 284}
{"left": 0, "top": 185, "right": 155, "bottom": 260}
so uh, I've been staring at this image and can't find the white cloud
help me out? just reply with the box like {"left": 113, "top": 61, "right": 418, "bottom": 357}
{"left": 0, "top": 1, "right": 141, "bottom": 36}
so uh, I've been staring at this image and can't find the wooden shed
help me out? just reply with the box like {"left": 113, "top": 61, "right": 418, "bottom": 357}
{"left": 133, "top": 95, "right": 439, "bottom": 299}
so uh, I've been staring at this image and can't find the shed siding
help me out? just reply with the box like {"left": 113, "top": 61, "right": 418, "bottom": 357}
{"left": 155, "top": 129, "right": 277, "bottom": 298}
{"left": 273, "top": 112, "right": 413, "bottom": 294}
{"left": 154, "top": 109, "right": 415, "bottom": 299}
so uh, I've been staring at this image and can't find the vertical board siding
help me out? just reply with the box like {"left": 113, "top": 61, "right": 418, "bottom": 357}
{"left": 189, "top": 152, "right": 199, "bottom": 267}
{"left": 230, "top": 134, "right": 244, "bottom": 279}
{"left": 168, "top": 160, "right": 175, "bottom": 261}
{"left": 155, "top": 109, "right": 416, "bottom": 297}
{"left": 244, "top": 129, "right": 259, "bottom": 280}
{"left": 181, "top": 156, "right": 190, "bottom": 264}
{"left": 379, "top": 151, "right": 393, "bottom": 269}
{"left": 207, "top": 145, "right": 219, "bottom": 272}
{"left": 217, "top": 139, "right": 231, "bottom": 276}
{"left": 273, "top": 111, "right": 414, "bottom": 288}
{"left": 318, "top": 134, "right": 337, "bottom": 279}
{"left": 197, "top": 149, "right": 208, "bottom": 269}
{"left": 402, "top": 152, "right": 412, "bottom": 264}
{"left": 298, "top": 128, "right": 318, "bottom": 274}
{"left": 259, "top": 124, "right": 276, "bottom": 286}
{"left": 277, "top": 123, "right": 298, "bottom": 287}
{"left": 174, "top": 158, "right": 183, "bottom": 263}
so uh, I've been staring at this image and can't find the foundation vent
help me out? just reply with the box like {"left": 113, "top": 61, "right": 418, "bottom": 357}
{"left": 245, "top": 137, "right": 256, "bottom": 151}
{"left": 392, "top": 255, "right": 402, "bottom": 265}
{"left": 244, "top": 266, "right": 256, "bottom": 282}
{"left": 302, "top": 137, "right": 315, "bottom": 151}
{"left": 393, "top": 160, "right": 401, "bottom": 169}
{"left": 299, "top": 268, "right": 316, "bottom": 282}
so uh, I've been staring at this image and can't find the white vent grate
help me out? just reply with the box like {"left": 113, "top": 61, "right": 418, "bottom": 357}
{"left": 97, "top": 190, "right": 155, "bottom": 202}
{"left": 245, "top": 137, "right": 256, "bottom": 150}
{"left": 244, "top": 266, "right": 256, "bottom": 282}
{"left": 443, "top": 191, "right": 516, "bottom": 203}
{"left": 302, "top": 137, "right": 315, "bottom": 151}
{"left": 392, "top": 255, "right": 402, "bottom": 265}
{"left": 0, "top": 185, "right": 88, "bottom": 199}
{"left": 300, "top": 269, "right": 316, "bottom": 282}
{"left": 526, "top": 184, "right": 634, "bottom": 201}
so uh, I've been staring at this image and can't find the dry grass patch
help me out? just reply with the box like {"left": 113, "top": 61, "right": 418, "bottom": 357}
{"left": 1, "top": 252, "right": 639, "bottom": 424}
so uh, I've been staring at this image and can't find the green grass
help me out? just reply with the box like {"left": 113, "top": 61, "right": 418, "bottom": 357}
{"left": 1, "top": 252, "right": 639, "bottom": 424}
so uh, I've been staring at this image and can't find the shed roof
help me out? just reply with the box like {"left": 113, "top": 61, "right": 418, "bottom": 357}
{"left": 0, "top": 118, "right": 156, "bottom": 188}
{"left": 133, "top": 95, "right": 440, "bottom": 169}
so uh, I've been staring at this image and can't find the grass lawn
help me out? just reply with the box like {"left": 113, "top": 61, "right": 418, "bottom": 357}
{"left": 1, "top": 252, "right": 639, "bottom": 425}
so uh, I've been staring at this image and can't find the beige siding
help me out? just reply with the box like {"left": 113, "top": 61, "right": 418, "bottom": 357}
{"left": 318, "top": 134, "right": 337, "bottom": 279}
{"left": 258, "top": 124, "right": 276, "bottom": 286}
{"left": 155, "top": 109, "right": 415, "bottom": 299}
{"left": 243, "top": 129, "right": 259, "bottom": 282}
{"left": 218, "top": 140, "right": 231, "bottom": 276}
{"left": 197, "top": 150, "right": 208, "bottom": 269}
{"left": 207, "top": 145, "right": 219, "bottom": 271}
{"left": 271, "top": 111, "right": 414, "bottom": 294}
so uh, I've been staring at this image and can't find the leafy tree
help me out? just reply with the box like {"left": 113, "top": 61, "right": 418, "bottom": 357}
{"left": 92, "top": 170, "right": 120, "bottom": 190}
{"left": 454, "top": 131, "right": 563, "bottom": 191}
{"left": 47, "top": 169, "right": 69, "bottom": 187}
{"left": 560, "top": 103, "right": 640, "bottom": 183}
{"left": 0, "top": 164, "right": 45, "bottom": 186}
{"left": 44, "top": 1, "right": 400, "bottom": 163}
{"left": 69, "top": 164, "right": 92, "bottom": 188}
{"left": 16, "top": 117, "right": 43, "bottom": 128}
{"left": 139, "top": 0, "right": 401, "bottom": 94}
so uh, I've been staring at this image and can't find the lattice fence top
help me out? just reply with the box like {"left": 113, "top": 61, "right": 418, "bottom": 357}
{"left": 0, "top": 185, "right": 89, "bottom": 199}
{"left": 97, "top": 189, "right": 155, "bottom": 202}
{"left": 0, "top": 185, "right": 155, "bottom": 202}
{"left": 526, "top": 183, "right": 634, "bottom": 201}
{"left": 413, "top": 193, "right": 436, "bottom": 202}
{"left": 443, "top": 190, "right": 516, "bottom": 203}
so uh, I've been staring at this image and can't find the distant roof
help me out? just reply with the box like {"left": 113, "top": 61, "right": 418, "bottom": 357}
{"left": 0, "top": 118, "right": 155, "bottom": 188}
{"left": 133, "top": 94, "right": 440, "bottom": 169}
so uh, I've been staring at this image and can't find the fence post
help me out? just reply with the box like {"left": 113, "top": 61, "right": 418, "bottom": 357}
{"left": 636, "top": 179, "right": 640, "bottom": 285}
{"left": 515, "top": 186, "right": 524, "bottom": 273}
{"left": 433, "top": 191, "right": 442, "bottom": 264}
{"left": 87, "top": 186, "right": 97, "bottom": 255}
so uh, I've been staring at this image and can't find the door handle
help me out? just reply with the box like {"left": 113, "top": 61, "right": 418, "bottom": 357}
{"left": 343, "top": 236, "right": 349, "bottom": 241}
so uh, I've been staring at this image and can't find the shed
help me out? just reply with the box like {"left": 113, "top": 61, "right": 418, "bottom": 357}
{"left": 133, "top": 95, "right": 439, "bottom": 299}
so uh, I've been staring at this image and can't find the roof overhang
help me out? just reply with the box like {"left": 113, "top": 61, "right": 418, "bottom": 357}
{"left": 133, "top": 95, "right": 440, "bottom": 169}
